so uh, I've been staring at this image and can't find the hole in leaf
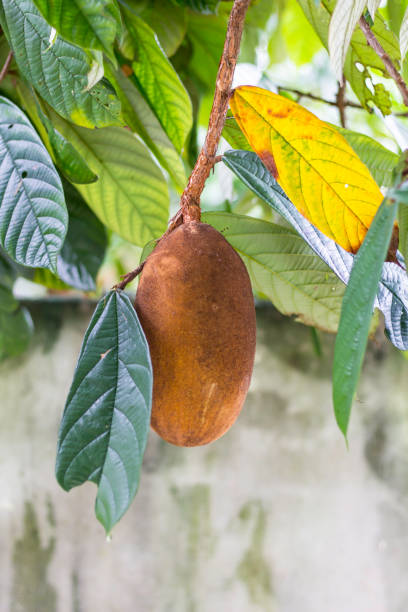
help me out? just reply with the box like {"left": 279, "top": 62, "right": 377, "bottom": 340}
{"left": 22, "top": 171, "right": 27, "bottom": 178}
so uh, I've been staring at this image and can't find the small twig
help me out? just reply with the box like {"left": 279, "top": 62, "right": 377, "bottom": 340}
{"left": 276, "top": 85, "right": 365, "bottom": 111}
{"left": 336, "top": 79, "right": 347, "bottom": 128}
{"left": 177, "top": 0, "right": 251, "bottom": 222}
{"left": 113, "top": 262, "right": 145, "bottom": 291}
{"left": 0, "top": 51, "right": 13, "bottom": 82}
{"left": 359, "top": 15, "right": 408, "bottom": 108}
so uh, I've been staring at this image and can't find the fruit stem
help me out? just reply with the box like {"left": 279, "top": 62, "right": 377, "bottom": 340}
{"left": 113, "top": 262, "right": 145, "bottom": 291}
{"left": 178, "top": 0, "right": 251, "bottom": 222}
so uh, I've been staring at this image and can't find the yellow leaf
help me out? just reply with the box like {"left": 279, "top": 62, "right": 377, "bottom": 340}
{"left": 229, "top": 86, "right": 383, "bottom": 253}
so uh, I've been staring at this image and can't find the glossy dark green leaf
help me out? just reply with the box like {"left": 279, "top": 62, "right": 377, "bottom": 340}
{"left": 1, "top": 0, "right": 122, "bottom": 128}
{"left": 333, "top": 197, "right": 397, "bottom": 438}
{"left": 223, "top": 150, "right": 408, "bottom": 350}
{"left": 56, "top": 290, "right": 153, "bottom": 533}
{"left": 32, "top": 0, "right": 121, "bottom": 63}
{"left": 0, "top": 97, "right": 67, "bottom": 272}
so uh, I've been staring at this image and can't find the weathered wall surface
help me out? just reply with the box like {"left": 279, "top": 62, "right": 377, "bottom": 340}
{"left": 1, "top": 300, "right": 408, "bottom": 612}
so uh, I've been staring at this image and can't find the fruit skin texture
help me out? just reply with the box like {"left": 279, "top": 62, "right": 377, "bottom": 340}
{"left": 135, "top": 221, "right": 256, "bottom": 447}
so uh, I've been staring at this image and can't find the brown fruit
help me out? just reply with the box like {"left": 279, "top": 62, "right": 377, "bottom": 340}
{"left": 135, "top": 221, "right": 256, "bottom": 447}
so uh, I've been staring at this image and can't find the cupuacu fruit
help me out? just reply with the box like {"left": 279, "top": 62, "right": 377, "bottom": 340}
{"left": 135, "top": 220, "right": 256, "bottom": 447}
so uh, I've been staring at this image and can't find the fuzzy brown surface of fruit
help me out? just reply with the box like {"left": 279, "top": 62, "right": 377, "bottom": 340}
{"left": 135, "top": 221, "right": 256, "bottom": 447}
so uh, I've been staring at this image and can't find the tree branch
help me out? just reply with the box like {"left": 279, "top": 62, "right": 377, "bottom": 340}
{"left": 359, "top": 15, "right": 408, "bottom": 108}
{"left": 178, "top": 0, "right": 251, "bottom": 222}
{"left": 0, "top": 51, "right": 13, "bottom": 83}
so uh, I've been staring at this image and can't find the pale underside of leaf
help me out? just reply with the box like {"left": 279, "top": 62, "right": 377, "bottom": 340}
{"left": 329, "top": 0, "right": 366, "bottom": 82}
{"left": 230, "top": 87, "right": 383, "bottom": 253}
{"left": 400, "top": 5, "right": 408, "bottom": 60}
{"left": 0, "top": 97, "right": 67, "bottom": 272}
{"left": 367, "top": 0, "right": 382, "bottom": 19}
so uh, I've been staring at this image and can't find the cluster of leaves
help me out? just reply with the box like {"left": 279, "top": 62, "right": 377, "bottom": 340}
{"left": 2, "top": 0, "right": 408, "bottom": 532}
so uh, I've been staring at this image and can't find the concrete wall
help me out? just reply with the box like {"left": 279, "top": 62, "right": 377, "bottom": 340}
{"left": 1, "top": 300, "right": 408, "bottom": 612}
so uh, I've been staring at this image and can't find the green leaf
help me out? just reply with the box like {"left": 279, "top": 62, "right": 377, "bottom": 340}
{"left": 386, "top": 0, "right": 408, "bottom": 36}
{"left": 0, "top": 253, "right": 33, "bottom": 360}
{"left": 1, "top": 0, "right": 122, "bottom": 128}
{"left": 298, "top": 0, "right": 400, "bottom": 113}
{"left": 131, "top": 0, "right": 187, "bottom": 57}
{"left": 328, "top": 0, "right": 366, "bottom": 82}
{"left": 56, "top": 290, "right": 153, "bottom": 534}
{"left": 32, "top": 0, "right": 121, "bottom": 63}
{"left": 335, "top": 126, "right": 399, "bottom": 187}
{"left": 222, "top": 113, "right": 252, "bottom": 151}
{"left": 398, "top": 201, "right": 408, "bottom": 265}
{"left": 0, "top": 303, "right": 33, "bottom": 360}
{"left": 186, "top": 11, "right": 228, "bottom": 88}
{"left": 49, "top": 113, "right": 169, "bottom": 245}
{"left": 126, "top": 14, "right": 192, "bottom": 152}
{"left": 170, "top": 0, "right": 219, "bottom": 13}
{"left": 0, "top": 97, "right": 67, "bottom": 272}
{"left": 281, "top": 0, "right": 322, "bottom": 66}
{"left": 56, "top": 179, "right": 107, "bottom": 291}
{"left": 32, "top": 268, "right": 72, "bottom": 291}
{"left": 240, "top": 0, "right": 277, "bottom": 64}
{"left": 333, "top": 197, "right": 397, "bottom": 438}
{"left": 203, "top": 212, "right": 345, "bottom": 332}
{"left": 105, "top": 66, "right": 186, "bottom": 189}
